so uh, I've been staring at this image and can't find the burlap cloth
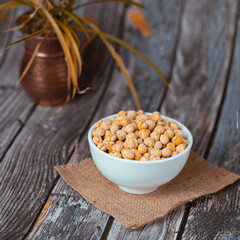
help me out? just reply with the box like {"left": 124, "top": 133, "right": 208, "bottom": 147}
{"left": 55, "top": 151, "right": 240, "bottom": 229}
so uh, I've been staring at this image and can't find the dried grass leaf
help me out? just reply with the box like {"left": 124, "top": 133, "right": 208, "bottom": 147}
{"left": 128, "top": 6, "right": 151, "bottom": 36}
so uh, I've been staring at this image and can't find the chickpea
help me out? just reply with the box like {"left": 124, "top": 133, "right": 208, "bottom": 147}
{"left": 163, "top": 119, "right": 169, "bottom": 126}
{"left": 167, "top": 142, "right": 176, "bottom": 152}
{"left": 121, "top": 117, "right": 130, "bottom": 127}
{"left": 150, "top": 149, "right": 162, "bottom": 157}
{"left": 126, "top": 138, "right": 138, "bottom": 149}
{"left": 182, "top": 138, "right": 189, "bottom": 146}
{"left": 110, "top": 124, "right": 119, "bottom": 134}
{"left": 170, "top": 121, "right": 180, "bottom": 130}
{"left": 134, "top": 130, "right": 140, "bottom": 138}
{"left": 139, "top": 129, "right": 150, "bottom": 139}
{"left": 144, "top": 137, "right": 155, "bottom": 147}
{"left": 131, "top": 122, "right": 138, "bottom": 130}
{"left": 157, "top": 121, "right": 165, "bottom": 126}
{"left": 134, "top": 150, "right": 142, "bottom": 160}
{"left": 112, "top": 119, "right": 121, "bottom": 126}
{"left": 127, "top": 110, "right": 137, "bottom": 120}
{"left": 118, "top": 111, "right": 127, "bottom": 117}
{"left": 92, "top": 129, "right": 97, "bottom": 137}
{"left": 160, "top": 134, "right": 170, "bottom": 145}
{"left": 122, "top": 127, "right": 127, "bottom": 132}
{"left": 154, "top": 141, "right": 162, "bottom": 150}
{"left": 165, "top": 129, "right": 174, "bottom": 139}
{"left": 97, "top": 143, "right": 107, "bottom": 152}
{"left": 172, "top": 135, "right": 183, "bottom": 146}
{"left": 143, "top": 152, "right": 150, "bottom": 158}
{"left": 145, "top": 120, "right": 156, "bottom": 131}
{"left": 137, "top": 120, "right": 149, "bottom": 130}
{"left": 172, "top": 151, "right": 178, "bottom": 156}
{"left": 150, "top": 155, "right": 160, "bottom": 161}
{"left": 106, "top": 133, "right": 117, "bottom": 142}
{"left": 174, "top": 130, "right": 184, "bottom": 137}
{"left": 96, "top": 120, "right": 103, "bottom": 127}
{"left": 152, "top": 111, "right": 160, "bottom": 116}
{"left": 94, "top": 127, "right": 104, "bottom": 136}
{"left": 137, "top": 110, "right": 144, "bottom": 115}
{"left": 126, "top": 123, "right": 135, "bottom": 133}
{"left": 104, "top": 119, "right": 112, "bottom": 125}
{"left": 162, "top": 147, "right": 172, "bottom": 157}
{"left": 110, "top": 116, "right": 116, "bottom": 121}
{"left": 151, "top": 114, "right": 161, "bottom": 122}
{"left": 164, "top": 126, "right": 171, "bottom": 131}
{"left": 101, "top": 120, "right": 111, "bottom": 130}
{"left": 93, "top": 135, "right": 102, "bottom": 145}
{"left": 140, "top": 156, "right": 150, "bottom": 161}
{"left": 147, "top": 147, "right": 154, "bottom": 154}
{"left": 176, "top": 144, "right": 186, "bottom": 153}
{"left": 104, "top": 130, "right": 112, "bottom": 138}
{"left": 103, "top": 139, "right": 114, "bottom": 151}
{"left": 150, "top": 131, "right": 160, "bottom": 141}
{"left": 138, "top": 143, "right": 147, "bottom": 154}
{"left": 122, "top": 149, "right": 134, "bottom": 160}
{"left": 154, "top": 126, "right": 165, "bottom": 135}
{"left": 126, "top": 132, "right": 137, "bottom": 139}
{"left": 137, "top": 138, "right": 143, "bottom": 144}
{"left": 136, "top": 114, "right": 149, "bottom": 121}
{"left": 112, "top": 143, "right": 124, "bottom": 152}
{"left": 109, "top": 152, "right": 122, "bottom": 158}
{"left": 116, "top": 130, "right": 126, "bottom": 141}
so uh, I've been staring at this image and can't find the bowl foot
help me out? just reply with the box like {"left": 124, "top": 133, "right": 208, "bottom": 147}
{"left": 118, "top": 185, "right": 158, "bottom": 194}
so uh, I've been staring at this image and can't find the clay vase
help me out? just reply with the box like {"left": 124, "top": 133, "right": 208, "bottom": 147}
{"left": 20, "top": 37, "right": 68, "bottom": 106}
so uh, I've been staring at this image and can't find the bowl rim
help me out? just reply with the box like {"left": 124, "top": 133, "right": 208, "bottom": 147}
{"left": 88, "top": 113, "right": 193, "bottom": 164}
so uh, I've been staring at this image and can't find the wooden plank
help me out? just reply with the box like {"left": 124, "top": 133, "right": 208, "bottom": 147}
{"left": 107, "top": 0, "right": 240, "bottom": 239}
{"left": 26, "top": 0, "right": 183, "bottom": 238}
{"left": 0, "top": 88, "right": 35, "bottom": 160}
{"left": 0, "top": 4, "right": 125, "bottom": 240}
{"left": 181, "top": 14, "right": 240, "bottom": 239}
{"left": 0, "top": 5, "right": 28, "bottom": 86}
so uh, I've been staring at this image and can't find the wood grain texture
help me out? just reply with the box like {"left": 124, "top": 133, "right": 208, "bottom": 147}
{"left": 0, "top": 88, "right": 34, "bottom": 160}
{"left": 0, "top": 5, "right": 28, "bottom": 86}
{"left": 182, "top": 14, "right": 240, "bottom": 239}
{"left": 26, "top": 0, "right": 183, "bottom": 238}
{"left": 104, "top": 0, "right": 183, "bottom": 112}
{"left": 0, "top": 4, "right": 125, "bottom": 240}
{"left": 107, "top": 0, "right": 240, "bottom": 239}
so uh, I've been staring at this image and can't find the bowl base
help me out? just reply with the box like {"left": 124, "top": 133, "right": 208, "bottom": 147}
{"left": 118, "top": 185, "right": 158, "bottom": 194}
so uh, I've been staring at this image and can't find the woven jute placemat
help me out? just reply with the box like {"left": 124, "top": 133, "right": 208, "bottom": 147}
{"left": 55, "top": 151, "right": 240, "bottom": 229}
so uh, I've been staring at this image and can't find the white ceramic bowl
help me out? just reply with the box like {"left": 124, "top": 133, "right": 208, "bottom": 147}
{"left": 88, "top": 113, "right": 193, "bottom": 194}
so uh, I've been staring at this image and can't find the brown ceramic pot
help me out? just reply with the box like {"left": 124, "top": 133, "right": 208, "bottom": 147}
{"left": 20, "top": 37, "right": 68, "bottom": 106}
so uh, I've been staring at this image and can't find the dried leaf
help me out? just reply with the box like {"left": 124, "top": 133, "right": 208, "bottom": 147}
{"left": 128, "top": 6, "right": 151, "bottom": 36}
{"left": 75, "top": 0, "right": 143, "bottom": 9}
{"left": 78, "top": 87, "right": 96, "bottom": 94}
{"left": 5, "top": 27, "right": 48, "bottom": 50}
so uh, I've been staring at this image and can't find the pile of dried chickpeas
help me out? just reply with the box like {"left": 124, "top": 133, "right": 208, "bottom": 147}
{"left": 92, "top": 110, "right": 188, "bottom": 161}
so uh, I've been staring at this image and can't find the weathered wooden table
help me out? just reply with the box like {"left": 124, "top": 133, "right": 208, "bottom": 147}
{"left": 0, "top": 1, "right": 239, "bottom": 239}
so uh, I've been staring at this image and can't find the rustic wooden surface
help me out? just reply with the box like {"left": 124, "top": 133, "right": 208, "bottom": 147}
{"left": 0, "top": 0, "right": 239, "bottom": 239}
